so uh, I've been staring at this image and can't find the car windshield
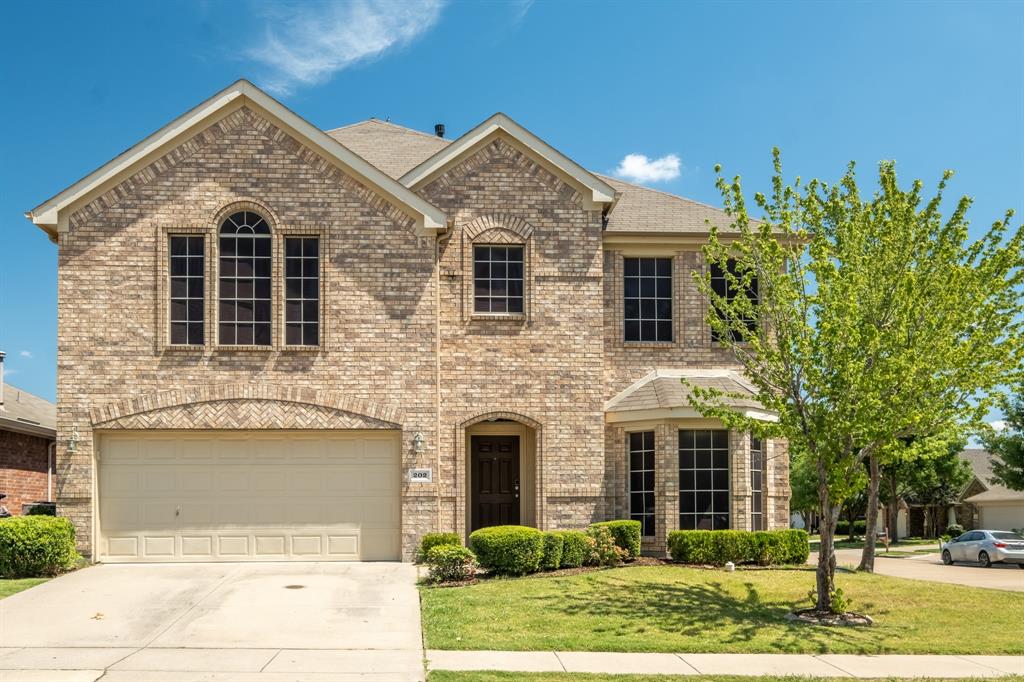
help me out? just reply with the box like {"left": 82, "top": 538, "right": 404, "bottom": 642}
{"left": 991, "top": 531, "right": 1024, "bottom": 540}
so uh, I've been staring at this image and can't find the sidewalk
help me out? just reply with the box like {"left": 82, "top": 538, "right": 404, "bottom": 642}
{"left": 427, "top": 651, "right": 1024, "bottom": 678}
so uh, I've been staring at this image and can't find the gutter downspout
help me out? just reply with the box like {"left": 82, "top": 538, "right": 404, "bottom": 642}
{"left": 434, "top": 224, "right": 453, "bottom": 532}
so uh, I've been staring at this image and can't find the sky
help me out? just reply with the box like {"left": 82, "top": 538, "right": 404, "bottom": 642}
{"left": 1, "top": 0, "right": 1022, "bottom": 406}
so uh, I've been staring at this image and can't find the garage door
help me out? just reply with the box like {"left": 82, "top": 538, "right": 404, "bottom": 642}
{"left": 980, "top": 503, "right": 1024, "bottom": 532}
{"left": 98, "top": 431, "right": 401, "bottom": 562}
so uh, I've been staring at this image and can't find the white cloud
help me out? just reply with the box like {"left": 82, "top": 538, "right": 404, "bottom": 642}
{"left": 614, "top": 153, "right": 681, "bottom": 183}
{"left": 18, "top": 350, "right": 32, "bottom": 359}
{"left": 247, "top": 0, "right": 445, "bottom": 95}
{"left": 990, "top": 420, "right": 1008, "bottom": 432}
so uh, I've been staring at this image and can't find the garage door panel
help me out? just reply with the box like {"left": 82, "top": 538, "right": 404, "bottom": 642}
{"left": 99, "top": 431, "right": 401, "bottom": 562}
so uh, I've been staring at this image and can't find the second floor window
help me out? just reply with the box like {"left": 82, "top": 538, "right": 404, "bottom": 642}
{"left": 710, "top": 259, "right": 758, "bottom": 342}
{"left": 474, "top": 245, "right": 524, "bottom": 314}
{"left": 169, "top": 236, "right": 204, "bottom": 345}
{"left": 219, "top": 211, "right": 271, "bottom": 346}
{"left": 285, "top": 237, "right": 320, "bottom": 346}
{"left": 624, "top": 257, "right": 672, "bottom": 342}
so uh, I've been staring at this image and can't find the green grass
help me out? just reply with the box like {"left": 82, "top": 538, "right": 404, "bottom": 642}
{"left": 0, "top": 578, "right": 47, "bottom": 599}
{"left": 428, "top": 671, "right": 1019, "bottom": 675}
{"left": 420, "top": 565, "right": 1023, "bottom": 655}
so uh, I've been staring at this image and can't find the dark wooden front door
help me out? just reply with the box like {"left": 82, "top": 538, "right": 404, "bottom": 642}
{"left": 471, "top": 435, "right": 520, "bottom": 531}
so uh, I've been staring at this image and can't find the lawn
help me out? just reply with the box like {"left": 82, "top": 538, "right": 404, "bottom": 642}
{"left": 0, "top": 578, "right": 47, "bottom": 599}
{"left": 428, "top": 671, "right": 1019, "bottom": 675}
{"left": 420, "top": 565, "right": 1024, "bottom": 654}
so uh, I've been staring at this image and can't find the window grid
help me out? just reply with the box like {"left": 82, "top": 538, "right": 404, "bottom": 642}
{"left": 750, "top": 436, "right": 764, "bottom": 531}
{"left": 679, "top": 429, "right": 731, "bottom": 530}
{"left": 285, "top": 237, "right": 320, "bottom": 346}
{"left": 629, "top": 431, "right": 656, "bottom": 537}
{"left": 624, "top": 257, "right": 672, "bottom": 342}
{"left": 169, "top": 236, "right": 205, "bottom": 345}
{"left": 710, "top": 259, "right": 758, "bottom": 342}
{"left": 474, "top": 245, "right": 524, "bottom": 314}
{"left": 219, "top": 211, "right": 272, "bottom": 346}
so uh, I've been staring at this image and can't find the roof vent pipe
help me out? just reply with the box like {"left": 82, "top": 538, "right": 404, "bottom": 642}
{"left": 434, "top": 123, "right": 445, "bottom": 138}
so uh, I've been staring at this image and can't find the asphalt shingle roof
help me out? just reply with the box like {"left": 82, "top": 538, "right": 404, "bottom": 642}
{"left": 326, "top": 119, "right": 452, "bottom": 180}
{"left": 0, "top": 383, "right": 56, "bottom": 435}
{"left": 960, "top": 448, "right": 1024, "bottom": 503}
{"left": 605, "top": 370, "right": 763, "bottom": 413}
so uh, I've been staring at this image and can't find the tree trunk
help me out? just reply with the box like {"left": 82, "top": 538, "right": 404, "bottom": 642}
{"left": 815, "top": 467, "right": 839, "bottom": 613}
{"left": 858, "top": 454, "right": 881, "bottom": 572}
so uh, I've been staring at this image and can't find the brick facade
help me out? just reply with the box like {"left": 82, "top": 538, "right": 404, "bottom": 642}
{"left": 51, "top": 100, "right": 789, "bottom": 560}
{"left": 0, "top": 430, "right": 50, "bottom": 514}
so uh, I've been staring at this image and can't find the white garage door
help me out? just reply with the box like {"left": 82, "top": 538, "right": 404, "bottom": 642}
{"left": 98, "top": 431, "right": 401, "bottom": 562}
{"left": 981, "top": 503, "right": 1024, "bottom": 532}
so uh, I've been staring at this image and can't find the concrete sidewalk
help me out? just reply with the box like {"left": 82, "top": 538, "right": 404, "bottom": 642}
{"left": 426, "top": 651, "right": 1024, "bottom": 678}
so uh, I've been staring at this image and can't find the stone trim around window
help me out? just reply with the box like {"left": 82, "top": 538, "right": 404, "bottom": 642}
{"left": 157, "top": 200, "right": 329, "bottom": 353}
{"left": 612, "top": 252, "right": 684, "bottom": 349}
{"left": 460, "top": 216, "right": 535, "bottom": 323}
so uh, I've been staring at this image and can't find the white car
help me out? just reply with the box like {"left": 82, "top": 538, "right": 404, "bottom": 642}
{"left": 942, "top": 530, "right": 1024, "bottom": 568}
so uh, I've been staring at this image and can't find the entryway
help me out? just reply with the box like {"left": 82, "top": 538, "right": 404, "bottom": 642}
{"left": 462, "top": 415, "right": 539, "bottom": 537}
{"left": 471, "top": 435, "right": 520, "bottom": 530}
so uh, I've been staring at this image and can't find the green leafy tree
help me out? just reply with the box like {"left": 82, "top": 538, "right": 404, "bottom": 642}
{"left": 904, "top": 443, "right": 973, "bottom": 537}
{"left": 789, "top": 446, "right": 819, "bottom": 532}
{"left": 688, "top": 150, "right": 1023, "bottom": 613}
{"left": 984, "top": 392, "right": 1024, "bottom": 491}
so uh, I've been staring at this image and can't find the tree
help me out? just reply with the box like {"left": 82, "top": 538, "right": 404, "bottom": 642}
{"left": 688, "top": 150, "right": 1023, "bottom": 614}
{"left": 984, "top": 392, "right": 1024, "bottom": 491}
{"left": 904, "top": 443, "right": 972, "bottom": 537}
{"left": 789, "top": 446, "right": 819, "bottom": 533}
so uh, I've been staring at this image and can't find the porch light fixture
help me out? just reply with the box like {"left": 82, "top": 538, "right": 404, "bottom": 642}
{"left": 67, "top": 426, "right": 80, "bottom": 454}
{"left": 412, "top": 432, "right": 425, "bottom": 453}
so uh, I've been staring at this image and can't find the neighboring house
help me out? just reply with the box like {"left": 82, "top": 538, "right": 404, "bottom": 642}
{"left": 956, "top": 449, "right": 1024, "bottom": 532}
{"left": 0, "top": 352, "right": 56, "bottom": 514}
{"left": 24, "top": 80, "right": 790, "bottom": 563}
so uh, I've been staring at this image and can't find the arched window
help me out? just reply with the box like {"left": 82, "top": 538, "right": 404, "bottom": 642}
{"left": 219, "top": 211, "right": 272, "bottom": 345}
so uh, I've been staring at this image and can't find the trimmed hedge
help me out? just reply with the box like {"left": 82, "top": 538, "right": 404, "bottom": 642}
{"left": 416, "top": 532, "right": 461, "bottom": 563}
{"left": 0, "top": 516, "right": 80, "bottom": 577}
{"left": 835, "top": 520, "right": 867, "bottom": 536}
{"left": 591, "top": 520, "right": 641, "bottom": 559}
{"left": 668, "top": 529, "right": 809, "bottom": 566}
{"left": 540, "top": 531, "right": 564, "bottom": 570}
{"left": 555, "top": 530, "right": 590, "bottom": 568}
{"left": 424, "top": 544, "right": 476, "bottom": 583}
{"left": 469, "top": 525, "right": 544, "bottom": 575}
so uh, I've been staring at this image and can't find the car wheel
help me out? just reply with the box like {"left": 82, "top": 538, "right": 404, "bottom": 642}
{"left": 978, "top": 551, "right": 991, "bottom": 568}
{"left": 1018, "top": 564, "right": 1024, "bottom": 570}
{"left": 942, "top": 550, "right": 953, "bottom": 565}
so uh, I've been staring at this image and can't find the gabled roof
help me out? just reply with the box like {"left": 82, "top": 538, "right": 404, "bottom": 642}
{"left": 326, "top": 119, "right": 452, "bottom": 179}
{"left": 26, "top": 80, "right": 447, "bottom": 240}
{"left": 959, "top": 448, "right": 1024, "bottom": 504}
{"left": 604, "top": 369, "right": 777, "bottom": 423}
{"left": 600, "top": 175, "right": 739, "bottom": 234}
{"left": 0, "top": 383, "right": 56, "bottom": 438}
{"left": 399, "top": 113, "right": 617, "bottom": 208}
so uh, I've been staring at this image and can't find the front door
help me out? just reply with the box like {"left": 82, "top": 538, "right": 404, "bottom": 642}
{"left": 471, "top": 435, "right": 520, "bottom": 531}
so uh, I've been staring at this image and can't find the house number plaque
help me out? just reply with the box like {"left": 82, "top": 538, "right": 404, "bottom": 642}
{"left": 409, "top": 468, "right": 433, "bottom": 483}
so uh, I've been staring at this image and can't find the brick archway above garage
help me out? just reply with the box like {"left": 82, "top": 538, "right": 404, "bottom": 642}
{"left": 90, "top": 384, "right": 403, "bottom": 430}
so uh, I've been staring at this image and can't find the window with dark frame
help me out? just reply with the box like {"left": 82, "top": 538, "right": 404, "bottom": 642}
{"left": 710, "top": 259, "right": 758, "bottom": 342}
{"left": 285, "top": 237, "right": 319, "bottom": 346}
{"left": 473, "top": 245, "right": 524, "bottom": 314}
{"left": 218, "top": 211, "right": 272, "bottom": 346}
{"left": 624, "top": 257, "right": 672, "bottom": 342}
{"left": 169, "top": 236, "right": 204, "bottom": 345}
{"left": 629, "top": 431, "right": 656, "bottom": 537}
{"left": 679, "top": 429, "right": 730, "bottom": 530}
{"left": 750, "top": 435, "right": 765, "bottom": 531}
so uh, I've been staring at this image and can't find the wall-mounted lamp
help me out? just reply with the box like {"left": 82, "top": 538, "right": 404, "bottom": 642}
{"left": 412, "top": 432, "right": 425, "bottom": 453}
{"left": 67, "top": 426, "right": 80, "bottom": 454}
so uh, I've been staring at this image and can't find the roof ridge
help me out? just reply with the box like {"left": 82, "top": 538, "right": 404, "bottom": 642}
{"left": 325, "top": 118, "right": 449, "bottom": 143}
{"left": 595, "top": 172, "right": 732, "bottom": 214}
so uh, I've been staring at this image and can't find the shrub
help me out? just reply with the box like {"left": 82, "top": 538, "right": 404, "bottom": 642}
{"left": 0, "top": 516, "right": 80, "bottom": 577}
{"left": 668, "top": 529, "right": 809, "bottom": 566}
{"left": 835, "top": 519, "right": 867, "bottom": 536}
{"left": 945, "top": 524, "right": 965, "bottom": 538}
{"left": 555, "top": 530, "right": 590, "bottom": 568}
{"left": 586, "top": 525, "right": 624, "bottom": 567}
{"left": 424, "top": 544, "right": 476, "bottom": 583}
{"left": 417, "top": 532, "right": 462, "bottom": 563}
{"left": 590, "top": 520, "right": 641, "bottom": 559}
{"left": 540, "top": 531, "right": 564, "bottom": 570}
{"left": 469, "top": 525, "right": 544, "bottom": 575}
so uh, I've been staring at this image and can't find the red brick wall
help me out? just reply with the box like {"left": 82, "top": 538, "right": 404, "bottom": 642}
{"left": 0, "top": 429, "right": 51, "bottom": 514}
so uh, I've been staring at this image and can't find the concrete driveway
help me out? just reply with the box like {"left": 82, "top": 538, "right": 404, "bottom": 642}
{"left": 0, "top": 562, "right": 423, "bottom": 681}
{"left": 815, "top": 548, "right": 1024, "bottom": 592}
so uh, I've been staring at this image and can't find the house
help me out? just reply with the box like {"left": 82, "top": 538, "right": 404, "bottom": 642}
{"left": 24, "top": 80, "right": 789, "bottom": 562}
{"left": 956, "top": 449, "right": 1024, "bottom": 532}
{"left": 0, "top": 352, "right": 56, "bottom": 515}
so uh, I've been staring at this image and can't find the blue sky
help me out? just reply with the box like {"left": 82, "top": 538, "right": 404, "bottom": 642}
{"left": 1, "top": 0, "right": 1022, "bottom": 403}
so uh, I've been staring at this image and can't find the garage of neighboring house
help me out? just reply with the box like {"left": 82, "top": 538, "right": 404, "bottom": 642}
{"left": 96, "top": 430, "right": 401, "bottom": 562}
